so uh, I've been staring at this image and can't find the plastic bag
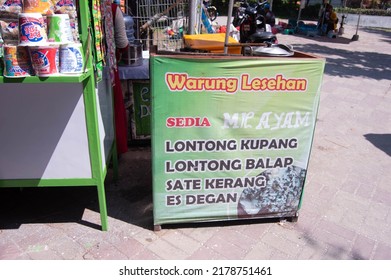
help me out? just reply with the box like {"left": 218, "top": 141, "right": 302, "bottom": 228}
{"left": 0, "top": 19, "right": 19, "bottom": 42}
{"left": 0, "top": 0, "right": 23, "bottom": 18}
{"left": 54, "top": 0, "right": 77, "bottom": 19}
{"left": 23, "top": 0, "right": 56, "bottom": 15}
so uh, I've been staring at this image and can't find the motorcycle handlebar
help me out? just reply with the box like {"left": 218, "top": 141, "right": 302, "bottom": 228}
{"left": 237, "top": 0, "right": 269, "bottom": 7}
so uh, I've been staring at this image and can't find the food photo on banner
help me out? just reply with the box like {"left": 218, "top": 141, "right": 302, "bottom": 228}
{"left": 151, "top": 55, "right": 325, "bottom": 228}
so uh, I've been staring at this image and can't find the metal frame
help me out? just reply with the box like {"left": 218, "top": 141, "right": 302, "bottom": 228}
{"left": 135, "top": 0, "right": 189, "bottom": 51}
{"left": 0, "top": 1, "right": 117, "bottom": 231}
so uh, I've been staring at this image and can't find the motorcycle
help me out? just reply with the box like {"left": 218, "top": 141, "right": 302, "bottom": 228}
{"left": 232, "top": 0, "right": 277, "bottom": 44}
{"left": 207, "top": 6, "right": 218, "bottom": 22}
{"left": 203, "top": 1, "right": 218, "bottom": 22}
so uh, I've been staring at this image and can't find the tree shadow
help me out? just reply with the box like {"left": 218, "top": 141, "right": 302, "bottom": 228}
{"left": 300, "top": 232, "right": 366, "bottom": 260}
{"left": 289, "top": 33, "right": 353, "bottom": 45}
{"left": 361, "top": 27, "right": 391, "bottom": 39}
{"left": 0, "top": 187, "right": 101, "bottom": 230}
{"left": 0, "top": 146, "right": 155, "bottom": 231}
{"left": 290, "top": 42, "right": 391, "bottom": 80}
{"left": 364, "top": 134, "right": 391, "bottom": 157}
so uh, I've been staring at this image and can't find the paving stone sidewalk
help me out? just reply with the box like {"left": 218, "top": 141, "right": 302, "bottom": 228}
{"left": 1, "top": 23, "right": 390, "bottom": 260}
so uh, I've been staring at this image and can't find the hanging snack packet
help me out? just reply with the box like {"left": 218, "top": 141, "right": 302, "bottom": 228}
{"left": 23, "top": 0, "right": 56, "bottom": 15}
{"left": 0, "top": 0, "right": 23, "bottom": 18}
{"left": 0, "top": 32, "right": 3, "bottom": 57}
{"left": 69, "top": 17, "right": 79, "bottom": 42}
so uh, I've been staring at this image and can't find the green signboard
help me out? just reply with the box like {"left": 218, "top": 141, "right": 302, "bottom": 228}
{"left": 151, "top": 54, "right": 325, "bottom": 226}
{"left": 132, "top": 81, "right": 151, "bottom": 137}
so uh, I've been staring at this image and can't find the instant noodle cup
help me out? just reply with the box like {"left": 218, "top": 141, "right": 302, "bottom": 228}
{"left": 47, "top": 13, "right": 73, "bottom": 43}
{"left": 3, "top": 44, "right": 34, "bottom": 77}
{"left": 29, "top": 44, "right": 59, "bottom": 76}
{"left": 60, "top": 43, "right": 83, "bottom": 74}
{"left": 23, "top": 0, "right": 55, "bottom": 15}
{"left": 18, "top": 13, "right": 48, "bottom": 46}
{"left": 53, "top": 0, "right": 79, "bottom": 41}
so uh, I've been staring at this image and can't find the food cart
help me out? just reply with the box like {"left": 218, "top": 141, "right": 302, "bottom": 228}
{"left": 1, "top": 0, "right": 326, "bottom": 232}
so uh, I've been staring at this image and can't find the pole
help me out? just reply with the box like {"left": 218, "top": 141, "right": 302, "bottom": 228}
{"left": 224, "top": 0, "right": 234, "bottom": 54}
{"left": 351, "top": 0, "right": 363, "bottom": 41}
{"left": 297, "top": 0, "right": 306, "bottom": 24}
{"left": 188, "top": 0, "right": 197, "bottom": 34}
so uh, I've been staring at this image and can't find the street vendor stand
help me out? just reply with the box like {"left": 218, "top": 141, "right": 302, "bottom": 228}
{"left": 0, "top": 1, "right": 118, "bottom": 231}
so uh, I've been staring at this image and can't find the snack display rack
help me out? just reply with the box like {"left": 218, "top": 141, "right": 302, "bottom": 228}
{"left": 0, "top": 1, "right": 116, "bottom": 231}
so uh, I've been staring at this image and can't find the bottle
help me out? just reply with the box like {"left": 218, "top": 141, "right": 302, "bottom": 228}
{"left": 123, "top": 14, "right": 135, "bottom": 44}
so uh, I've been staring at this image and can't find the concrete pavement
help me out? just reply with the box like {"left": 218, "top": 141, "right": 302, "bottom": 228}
{"left": 1, "top": 22, "right": 390, "bottom": 260}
